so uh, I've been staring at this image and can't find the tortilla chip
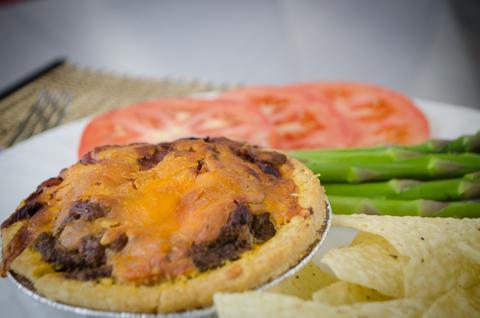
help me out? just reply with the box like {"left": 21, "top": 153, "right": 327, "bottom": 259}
{"left": 312, "top": 281, "right": 391, "bottom": 305}
{"left": 215, "top": 292, "right": 341, "bottom": 318}
{"left": 422, "top": 284, "right": 480, "bottom": 318}
{"left": 321, "top": 231, "right": 408, "bottom": 297}
{"left": 351, "top": 231, "right": 391, "bottom": 246}
{"left": 214, "top": 292, "right": 431, "bottom": 318}
{"left": 267, "top": 262, "right": 337, "bottom": 299}
{"left": 333, "top": 215, "right": 480, "bottom": 298}
{"left": 345, "top": 298, "right": 431, "bottom": 318}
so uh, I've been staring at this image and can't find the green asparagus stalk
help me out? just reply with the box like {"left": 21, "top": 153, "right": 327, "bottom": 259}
{"left": 303, "top": 155, "right": 480, "bottom": 183}
{"left": 291, "top": 147, "right": 421, "bottom": 164}
{"left": 329, "top": 195, "right": 480, "bottom": 218}
{"left": 409, "top": 131, "right": 480, "bottom": 153}
{"left": 324, "top": 172, "right": 480, "bottom": 201}
{"left": 289, "top": 131, "right": 480, "bottom": 160}
{"left": 291, "top": 150, "right": 480, "bottom": 165}
{"left": 289, "top": 132, "right": 480, "bottom": 218}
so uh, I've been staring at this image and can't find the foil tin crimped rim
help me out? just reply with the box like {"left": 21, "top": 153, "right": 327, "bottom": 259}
{"left": 9, "top": 199, "right": 332, "bottom": 318}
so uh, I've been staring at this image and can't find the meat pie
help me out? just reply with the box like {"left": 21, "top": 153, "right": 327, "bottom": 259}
{"left": 1, "top": 137, "right": 327, "bottom": 313}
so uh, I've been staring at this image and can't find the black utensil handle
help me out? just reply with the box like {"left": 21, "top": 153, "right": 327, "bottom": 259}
{"left": 0, "top": 58, "right": 66, "bottom": 101}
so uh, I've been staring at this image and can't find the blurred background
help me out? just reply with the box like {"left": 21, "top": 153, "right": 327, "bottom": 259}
{"left": 0, "top": 0, "right": 479, "bottom": 108}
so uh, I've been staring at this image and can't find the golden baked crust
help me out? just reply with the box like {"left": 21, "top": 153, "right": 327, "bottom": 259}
{"left": 1, "top": 137, "right": 327, "bottom": 313}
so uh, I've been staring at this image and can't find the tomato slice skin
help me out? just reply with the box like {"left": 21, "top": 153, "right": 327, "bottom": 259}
{"left": 222, "top": 86, "right": 353, "bottom": 149}
{"left": 288, "top": 82, "right": 430, "bottom": 147}
{"left": 78, "top": 98, "right": 271, "bottom": 157}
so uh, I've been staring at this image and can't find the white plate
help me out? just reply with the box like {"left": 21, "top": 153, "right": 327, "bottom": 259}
{"left": 0, "top": 99, "right": 479, "bottom": 317}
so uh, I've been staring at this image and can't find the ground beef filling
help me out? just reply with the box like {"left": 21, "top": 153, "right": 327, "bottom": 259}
{"left": 249, "top": 213, "right": 277, "bottom": 241}
{"left": 33, "top": 232, "right": 112, "bottom": 280}
{"left": 79, "top": 144, "right": 121, "bottom": 165}
{"left": 137, "top": 143, "right": 171, "bottom": 170}
{"left": 1, "top": 177, "right": 63, "bottom": 229}
{"left": 220, "top": 137, "right": 286, "bottom": 178}
{"left": 1, "top": 202, "right": 45, "bottom": 229}
{"left": 59, "top": 200, "right": 109, "bottom": 229}
{"left": 190, "top": 203, "right": 276, "bottom": 272}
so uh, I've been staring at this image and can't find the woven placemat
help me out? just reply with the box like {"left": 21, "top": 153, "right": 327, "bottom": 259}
{"left": 0, "top": 60, "right": 223, "bottom": 148}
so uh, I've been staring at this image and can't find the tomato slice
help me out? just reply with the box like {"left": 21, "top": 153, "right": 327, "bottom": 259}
{"left": 289, "top": 82, "right": 430, "bottom": 147}
{"left": 222, "top": 86, "right": 352, "bottom": 149}
{"left": 78, "top": 98, "right": 271, "bottom": 157}
{"left": 79, "top": 83, "right": 430, "bottom": 157}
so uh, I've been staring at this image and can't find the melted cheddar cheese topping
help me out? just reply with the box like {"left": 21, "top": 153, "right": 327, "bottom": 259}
{"left": 3, "top": 138, "right": 303, "bottom": 283}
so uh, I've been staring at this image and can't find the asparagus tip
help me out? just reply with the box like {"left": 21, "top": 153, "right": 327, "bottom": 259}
{"left": 465, "top": 131, "right": 480, "bottom": 152}
{"left": 459, "top": 180, "right": 480, "bottom": 200}
{"left": 389, "top": 179, "right": 422, "bottom": 192}
{"left": 419, "top": 200, "right": 449, "bottom": 217}
{"left": 351, "top": 167, "right": 383, "bottom": 183}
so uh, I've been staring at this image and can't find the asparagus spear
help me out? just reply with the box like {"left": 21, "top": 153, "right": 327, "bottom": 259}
{"left": 289, "top": 131, "right": 480, "bottom": 160}
{"left": 291, "top": 147, "right": 421, "bottom": 164}
{"left": 324, "top": 172, "right": 480, "bottom": 201}
{"left": 292, "top": 150, "right": 480, "bottom": 165}
{"left": 409, "top": 131, "right": 480, "bottom": 153}
{"left": 302, "top": 155, "right": 480, "bottom": 183}
{"left": 329, "top": 195, "right": 480, "bottom": 218}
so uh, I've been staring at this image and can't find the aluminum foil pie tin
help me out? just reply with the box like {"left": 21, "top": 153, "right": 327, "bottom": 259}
{"left": 9, "top": 200, "right": 332, "bottom": 318}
